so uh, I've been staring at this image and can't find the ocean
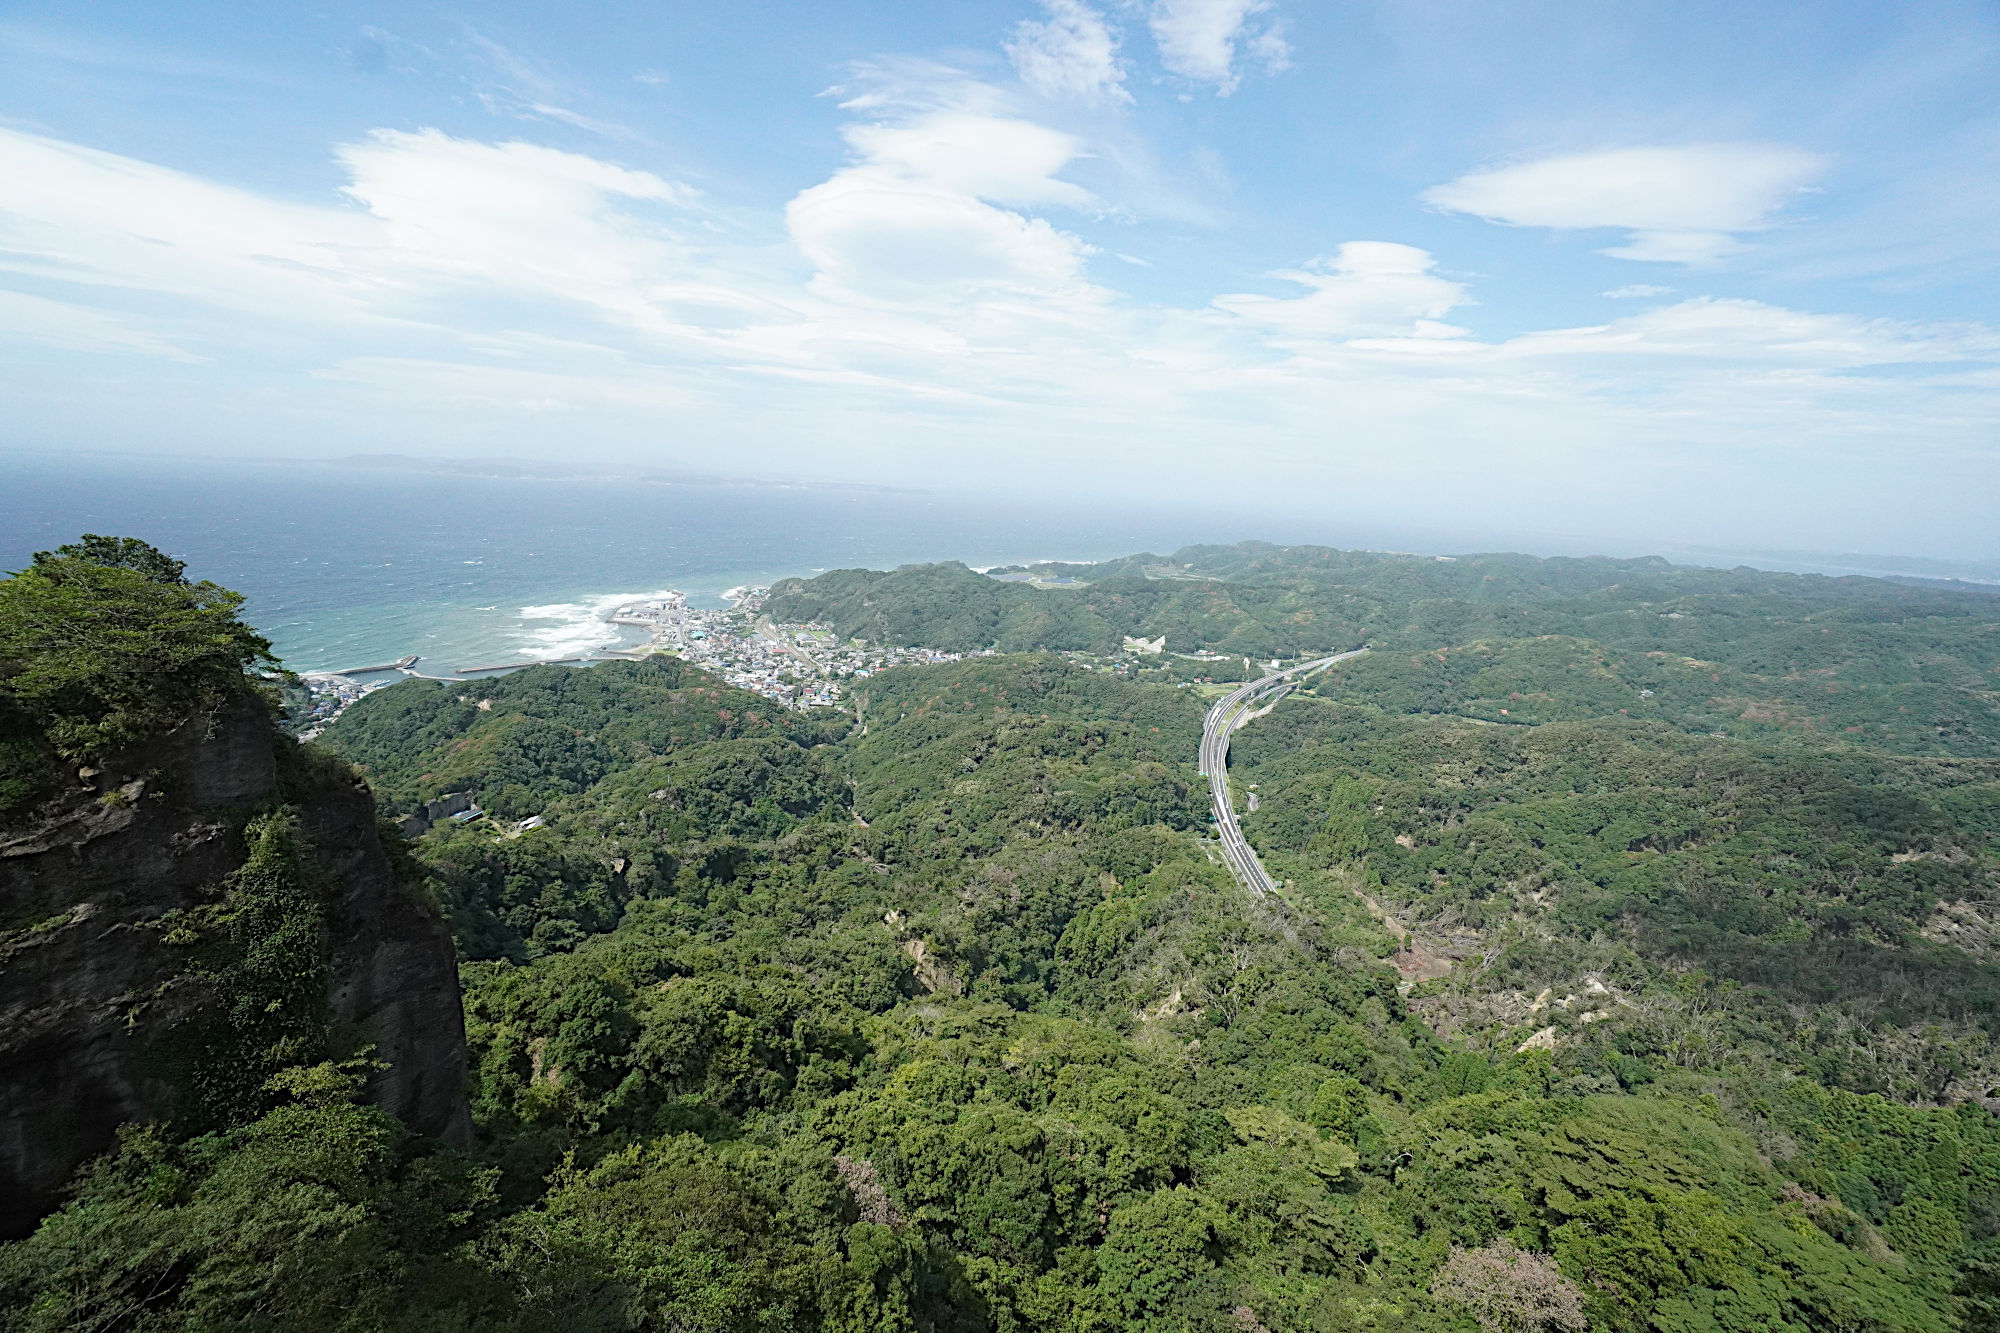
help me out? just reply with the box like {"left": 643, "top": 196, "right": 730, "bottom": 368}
{"left": 1, "top": 453, "right": 1280, "bottom": 674}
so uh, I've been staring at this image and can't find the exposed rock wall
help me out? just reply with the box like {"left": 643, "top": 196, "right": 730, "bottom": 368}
{"left": 0, "top": 694, "right": 468, "bottom": 1238}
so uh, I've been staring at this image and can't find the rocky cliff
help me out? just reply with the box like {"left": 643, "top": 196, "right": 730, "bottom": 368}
{"left": 0, "top": 693, "right": 469, "bottom": 1238}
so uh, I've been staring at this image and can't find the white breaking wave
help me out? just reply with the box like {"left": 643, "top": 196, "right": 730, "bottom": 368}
{"left": 514, "top": 589, "right": 679, "bottom": 659}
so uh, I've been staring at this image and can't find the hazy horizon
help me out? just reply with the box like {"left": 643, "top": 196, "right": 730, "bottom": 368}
{"left": 8, "top": 446, "right": 1999, "bottom": 589}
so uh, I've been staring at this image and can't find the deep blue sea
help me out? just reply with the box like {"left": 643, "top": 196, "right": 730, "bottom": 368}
{"left": 0, "top": 454, "right": 1324, "bottom": 674}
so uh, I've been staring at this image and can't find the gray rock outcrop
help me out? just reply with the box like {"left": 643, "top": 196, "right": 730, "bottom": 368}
{"left": 0, "top": 694, "right": 469, "bottom": 1238}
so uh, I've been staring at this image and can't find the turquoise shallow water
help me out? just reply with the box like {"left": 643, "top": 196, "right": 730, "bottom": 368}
{"left": 1, "top": 455, "right": 1275, "bottom": 674}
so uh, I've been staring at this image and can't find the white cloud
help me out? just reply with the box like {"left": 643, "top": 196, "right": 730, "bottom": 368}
{"left": 0, "top": 290, "right": 202, "bottom": 361}
{"left": 1, "top": 118, "right": 1995, "bottom": 540}
{"left": 836, "top": 113, "right": 1094, "bottom": 210}
{"left": 1501, "top": 297, "right": 2000, "bottom": 368}
{"left": 0, "top": 124, "right": 721, "bottom": 343}
{"left": 463, "top": 30, "right": 558, "bottom": 101}
{"left": 824, "top": 57, "right": 1003, "bottom": 117}
{"left": 512, "top": 100, "right": 634, "bottom": 139}
{"left": 1214, "top": 242, "right": 1470, "bottom": 340}
{"left": 1425, "top": 144, "right": 1827, "bottom": 264}
{"left": 1149, "top": 0, "right": 1290, "bottom": 96}
{"left": 464, "top": 29, "right": 632, "bottom": 138}
{"left": 336, "top": 129, "right": 695, "bottom": 295}
{"left": 1604, "top": 284, "right": 1673, "bottom": 299}
{"left": 1007, "top": 0, "right": 1130, "bottom": 104}
{"left": 786, "top": 104, "right": 1101, "bottom": 302}
{"left": 788, "top": 175, "right": 1095, "bottom": 301}
{"left": 0, "top": 128, "right": 380, "bottom": 318}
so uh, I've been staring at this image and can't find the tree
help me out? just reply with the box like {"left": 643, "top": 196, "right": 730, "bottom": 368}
{"left": 31, "top": 534, "right": 188, "bottom": 584}
{"left": 0, "top": 538, "right": 274, "bottom": 757}
{"left": 1432, "top": 1242, "right": 1588, "bottom": 1333}
{"left": 1095, "top": 1189, "right": 1219, "bottom": 1330}
{"left": 0, "top": 1063, "right": 500, "bottom": 1333}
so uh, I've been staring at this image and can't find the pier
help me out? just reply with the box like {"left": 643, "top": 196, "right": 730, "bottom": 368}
{"left": 455, "top": 658, "right": 582, "bottom": 674}
{"left": 334, "top": 655, "right": 419, "bottom": 676}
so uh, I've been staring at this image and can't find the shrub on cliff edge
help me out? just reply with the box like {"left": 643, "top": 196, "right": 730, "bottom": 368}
{"left": 0, "top": 535, "right": 275, "bottom": 761}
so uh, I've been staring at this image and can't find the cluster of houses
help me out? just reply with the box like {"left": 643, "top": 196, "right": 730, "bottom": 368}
{"left": 666, "top": 589, "right": 983, "bottom": 710}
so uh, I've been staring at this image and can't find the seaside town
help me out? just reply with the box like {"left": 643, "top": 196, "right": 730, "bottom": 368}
{"left": 605, "top": 586, "right": 979, "bottom": 707}
{"left": 295, "top": 585, "right": 979, "bottom": 735}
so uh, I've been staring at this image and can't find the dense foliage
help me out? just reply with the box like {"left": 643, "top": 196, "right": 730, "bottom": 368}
{"left": 6, "top": 541, "right": 1998, "bottom": 1331}
{"left": 0, "top": 537, "right": 275, "bottom": 789}
{"left": 154, "top": 808, "right": 341, "bottom": 1132}
{"left": 766, "top": 544, "right": 2000, "bottom": 758}
{"left": 322, "top": 656, "right": 844, "bottom": 821}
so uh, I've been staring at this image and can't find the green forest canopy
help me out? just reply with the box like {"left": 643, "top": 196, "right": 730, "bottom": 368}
{"left": 0, "top": 536, "right": 275, "bottom": 812}
{"left": 4, "top": 540, "right": 1998, "bottom": 1331}
{"left": 765, "top": 543, "right": 2000, "bottom": 757}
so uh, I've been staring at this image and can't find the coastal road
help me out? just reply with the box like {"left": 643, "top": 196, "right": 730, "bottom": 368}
{"left": 1201, "top": 648, "right": 1368, "bottom": 898}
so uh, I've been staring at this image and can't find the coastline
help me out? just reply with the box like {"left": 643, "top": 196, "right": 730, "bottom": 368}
{"left": 294, "top": 582, "right": 978, "bottom": 733}
{"left": 270, "top": 577, "right": 771, "bottom": 678}
{"left": 296, "top": 585, "right": 754, "bottom": 731}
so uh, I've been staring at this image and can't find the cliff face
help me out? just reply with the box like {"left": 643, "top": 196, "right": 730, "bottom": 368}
{"left": 0, "top": 694, "right": 469, "bottom": 1238}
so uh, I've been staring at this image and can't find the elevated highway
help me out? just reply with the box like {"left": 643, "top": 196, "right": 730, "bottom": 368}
{"left": 1200, "top": 648, "right": 1367, "bottom": 897}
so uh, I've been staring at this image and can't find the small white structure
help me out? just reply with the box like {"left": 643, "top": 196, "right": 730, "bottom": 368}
{"left": 1123, "top": 635, "right": 1166, "bottom": 654}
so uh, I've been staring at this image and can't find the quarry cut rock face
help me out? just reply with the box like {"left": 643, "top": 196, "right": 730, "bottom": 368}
{"left": 0, "top": 694, "right": 469, "bottom": 1238}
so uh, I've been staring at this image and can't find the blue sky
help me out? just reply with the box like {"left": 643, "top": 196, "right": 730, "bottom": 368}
{"left": 2, "top": 1, "right": 1997, "bottom": 558}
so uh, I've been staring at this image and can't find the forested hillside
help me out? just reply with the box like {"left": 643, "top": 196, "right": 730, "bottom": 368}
{"left": 317, "top": 656, "right": 847, "bottom": 821}
{"left": 4, "top": 542, "right": 1997, "bottom": 1331}
{"left": 766, "top": 544, "right": 2000, "bottom": 757}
